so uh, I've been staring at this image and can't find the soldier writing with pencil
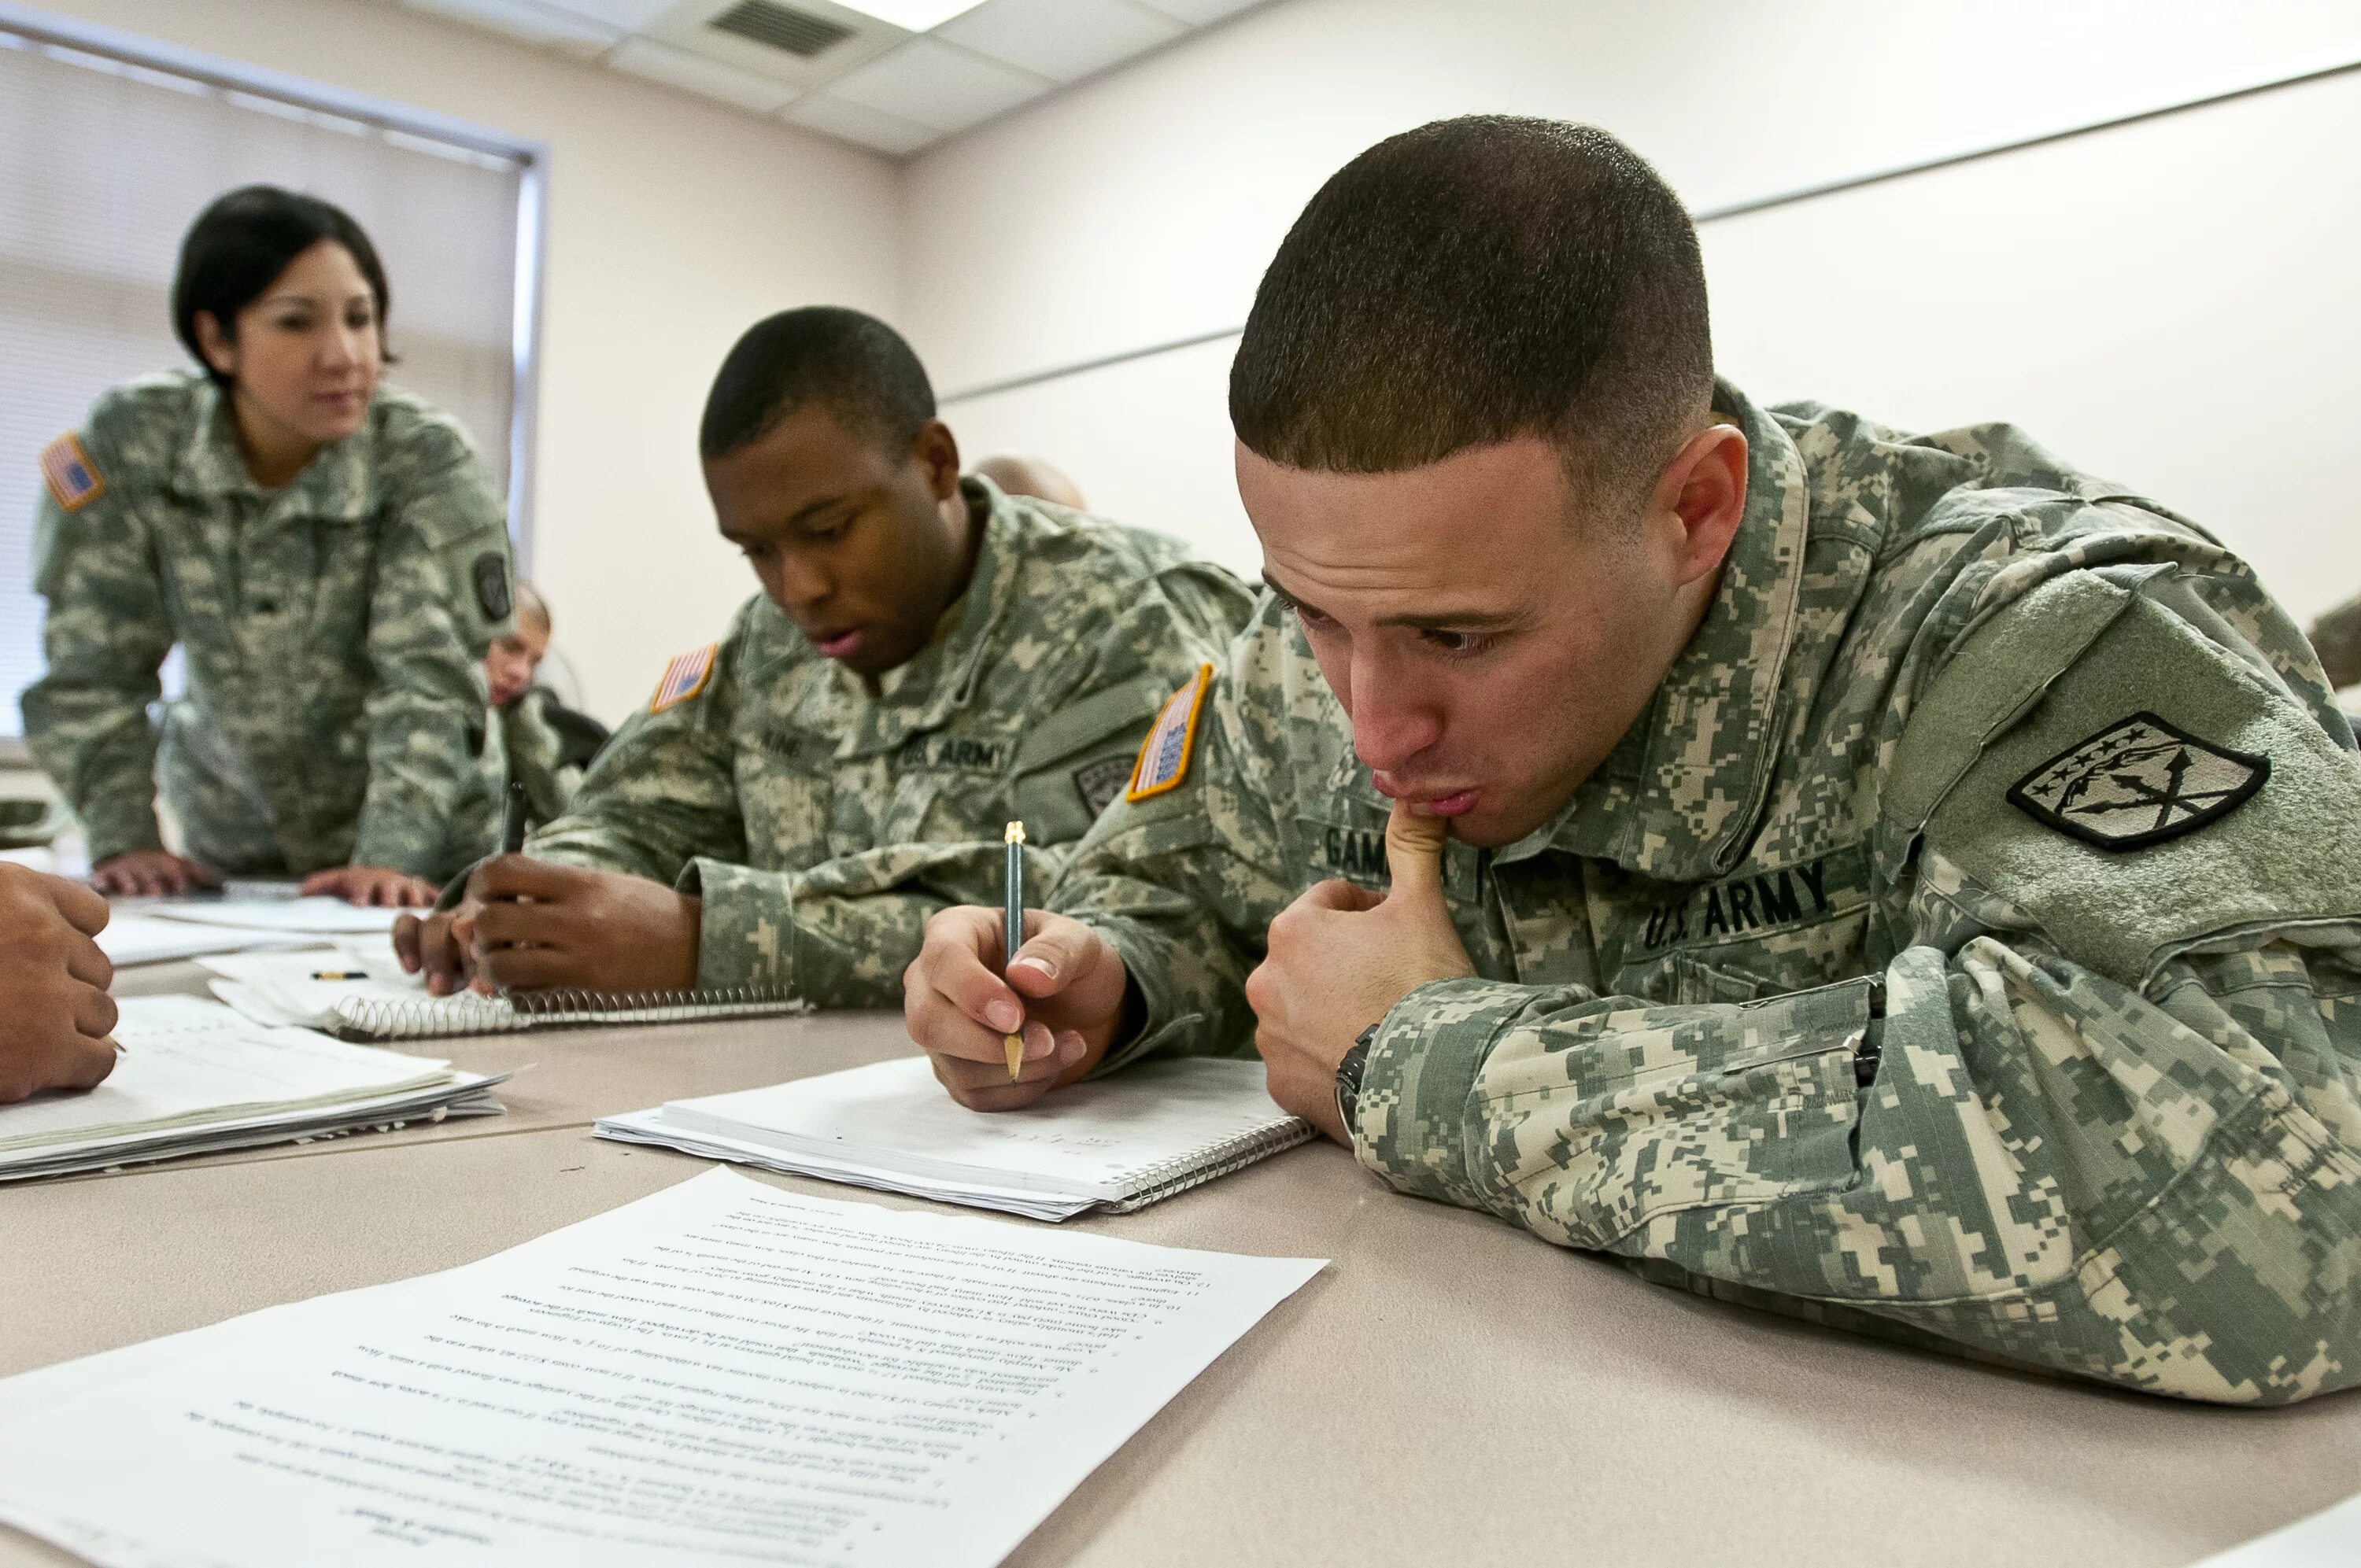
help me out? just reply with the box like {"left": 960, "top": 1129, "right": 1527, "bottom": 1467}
{"left": 903, "top": 116, "right": 2361, "bottom": 1403}
{"left": 397, "top": 309, "right": 1251, "bottom": 1007}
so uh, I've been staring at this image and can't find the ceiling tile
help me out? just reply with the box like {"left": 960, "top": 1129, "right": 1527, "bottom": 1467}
{"left": 606, "top": 35, "right": 801, "bottom": 111}
{"left": 397, "top": 0, "right": 623, "bottom": 57}
{"left": 1131, "top": 0, "right": 1263, "bottom": 24}
{"left": 822, "top": 35, "right": 1047, "bottom": 131}
{"left": 530, "top": 0, "right": 675, "bottom": 28}
{"left": 784, "top": 91, "right": 940, "bottom": 156}
{"left": 937, "top": 0, "right": 1181, "bottom": 84}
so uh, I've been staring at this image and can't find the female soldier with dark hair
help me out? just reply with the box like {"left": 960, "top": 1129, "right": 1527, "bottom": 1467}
{"left": 23, "top": 185, "right": 515, "bottom": 906}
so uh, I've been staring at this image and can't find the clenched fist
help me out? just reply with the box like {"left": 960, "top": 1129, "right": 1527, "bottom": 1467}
{"left": 0, "top": 864, "right": 119, "bottom": 1103}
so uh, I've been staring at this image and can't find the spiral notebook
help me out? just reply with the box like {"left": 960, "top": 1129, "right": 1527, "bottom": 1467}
{"left": 199, "top": 945, "right": 805, "bottom": 1042}
{"left": 597, "top": 1055, "right": 1315, "bottom": 1222}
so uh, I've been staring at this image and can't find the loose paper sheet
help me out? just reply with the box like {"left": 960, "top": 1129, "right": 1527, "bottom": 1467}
{"left": 0, "top": 1168, "right": 1323, "bottom": 1567}
{"left": 92, "top": 913, "right": 295, "bottom": 967}
{"left": 143, "top": 895, "right": 401, "bottom": 935}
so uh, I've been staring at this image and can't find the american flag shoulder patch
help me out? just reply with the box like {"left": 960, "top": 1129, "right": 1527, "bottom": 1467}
{"left": 38, "top": 434, "right": 104, "bottom": 512}
{"left": 649, "top": 643, "right": 719, "bottom": 714}
{"left": 1125, "top": 662, "right": 1214, "bottom": 802}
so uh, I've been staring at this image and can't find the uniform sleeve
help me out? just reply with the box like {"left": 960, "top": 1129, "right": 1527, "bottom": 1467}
{"left": 20, "top": 434, "right": 173, "bottom": 864}
{"left": 522, "top": 644, "right": 749, "bottom": 888}
{"left": 502, "top": 690, "right": 578, "bottom": 827}
{"left": 1350, "top": 566, "right": 2361, "bottom": 1404}
{"left": 2308, "top": 590, "right": 2361, "bottom": 690}
{"left": 350, "top": 430, "right": 513, "bottom": 873}
{"left": 685, "top": 561, "right": 1260, "bottom": 1006}
{"left": 1047, "top": 624, "right": 1299, "bottom": 1070}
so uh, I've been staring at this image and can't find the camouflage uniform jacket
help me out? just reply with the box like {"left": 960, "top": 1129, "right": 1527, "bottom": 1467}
{"left": 23, "top": 371, "right": 513, "bottom": 882}
{"left": 523, "top": 478, "right": 1254, "bottom": 1003}
{"left": 470, "top": 688, "right": 582, "bottom": 832}
{"left": 1056, "top": 381, "right": 2361, "bottom": 1404}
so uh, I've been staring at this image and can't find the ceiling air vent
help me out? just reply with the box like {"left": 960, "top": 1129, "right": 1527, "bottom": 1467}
{"left": 708, "top": 0, "right": 854, "bottom": 57}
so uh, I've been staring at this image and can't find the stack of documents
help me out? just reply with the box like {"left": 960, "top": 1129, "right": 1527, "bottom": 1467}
{"left": 599, "top": 1054, "right": 1315, "bottom": 1221}
{"left": 0, "top": 1170, "right": 1324, "bottom": 1568}
{"left": 99, "top": 889, "right": 402, "bottom": 968}
{"left": 0, "top": 995, "right": 505, "bottom": 1182}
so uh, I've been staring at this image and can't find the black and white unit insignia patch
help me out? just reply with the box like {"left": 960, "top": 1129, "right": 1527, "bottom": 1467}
{"left": 472, "top": 552, "right": 512, "bottom": 622}
{"left": 2006, "top": 711, "right": 2268, "bottom": 851}
{"left": 1073, "top": 754, "right": 1134, "bottom": 818}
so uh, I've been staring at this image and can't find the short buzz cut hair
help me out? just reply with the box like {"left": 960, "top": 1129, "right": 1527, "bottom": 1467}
{"left": 1230, "top": 116, "right": 1713, "bottom": 502}
{"left": 699, "top": 306, "right": 936, "bottom": 460}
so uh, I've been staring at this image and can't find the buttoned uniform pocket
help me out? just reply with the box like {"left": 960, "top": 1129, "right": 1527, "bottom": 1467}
{"left": 1487, "top": 979, "right": 1871, "bottom": 1251}
{"left": 1006, "top": 674, "right": 1173, "bottom": 846}
{"left": 736, "top": 742, "right": 833, "bottom": 869}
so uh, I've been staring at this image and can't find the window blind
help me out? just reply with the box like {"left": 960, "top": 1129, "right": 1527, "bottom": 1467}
{"left": 0, "top": 23, "right": 530, "bottom": 740}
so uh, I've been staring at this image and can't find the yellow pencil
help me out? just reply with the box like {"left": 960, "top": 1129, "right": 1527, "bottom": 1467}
{"left": 1003, "top": 821, "right": 1026, "bottom": 1081}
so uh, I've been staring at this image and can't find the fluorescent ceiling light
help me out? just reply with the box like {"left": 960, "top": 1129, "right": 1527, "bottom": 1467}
{"left": 827, "top": 0, "right": 990, "bottom": 31}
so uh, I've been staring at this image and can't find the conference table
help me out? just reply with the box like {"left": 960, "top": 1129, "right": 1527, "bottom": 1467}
{"left": 3, "top": 961, "right": 2354, "bottom": 1568}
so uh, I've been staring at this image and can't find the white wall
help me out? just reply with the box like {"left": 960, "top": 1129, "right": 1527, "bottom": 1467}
{"left": 907, "top": 0, "right": 2361, "bottom": 617}
{"left": 25, "top": 0, "right": 902, "bottom": 723}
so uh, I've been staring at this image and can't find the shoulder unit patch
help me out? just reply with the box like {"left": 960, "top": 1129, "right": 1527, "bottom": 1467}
{"left": 649, "top": 642, "right": 719, "bottom": 714}
{"left": 2006, "top": 710, "right": 2268, "bottom": 851}
{"left": 1125, "top": 662, "right": 1214, "bottom": 802}
{"left": 38, "top": 434, "right": 104, "bottom": 512}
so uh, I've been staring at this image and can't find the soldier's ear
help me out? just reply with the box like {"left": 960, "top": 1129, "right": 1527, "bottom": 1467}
{"left": 192, "top": 310, "right": 239, "bottom": 378}
{"left": 1653, "top": 423, "right": 1748, "bottom": 588}
{"left": 912, "top": 419, "right": 962, "bottom": 501}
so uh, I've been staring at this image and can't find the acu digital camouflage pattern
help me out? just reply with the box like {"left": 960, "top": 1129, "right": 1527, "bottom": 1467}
{"left": 1055, "top": 380, "right": 2361, "bottom": 1404}
{"left": 520, "top": 477, "right": 1253, "bottom": 1003}
{"left": 22, "top": 371, "right": 512, "bottom": 882}
{"left": 2307, "top": 590, "right": 2361, "bottom": 688}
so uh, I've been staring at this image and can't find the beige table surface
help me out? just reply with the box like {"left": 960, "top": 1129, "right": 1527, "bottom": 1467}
{"left": 5, "top": 968, "right": 2357, "bottom": 1566}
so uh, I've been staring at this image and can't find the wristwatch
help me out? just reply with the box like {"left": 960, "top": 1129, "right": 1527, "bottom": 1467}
{"left": 1334, "top": 1024, "right": 1377, "bottom": 1140}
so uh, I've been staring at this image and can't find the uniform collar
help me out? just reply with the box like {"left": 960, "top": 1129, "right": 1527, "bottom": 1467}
{"left": 171, "top": 378, "right": 373, "bottom": 522}
{"left": 824, "top": 476, "right": 1018, "bottom": 755}
{"left": 1522, "top": 378, "right": 1813, "bottom": 882}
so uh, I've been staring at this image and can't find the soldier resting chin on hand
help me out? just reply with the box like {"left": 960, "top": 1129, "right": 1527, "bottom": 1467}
{"left": 901, "top": 116, "right": 2361, "bottom": 1404}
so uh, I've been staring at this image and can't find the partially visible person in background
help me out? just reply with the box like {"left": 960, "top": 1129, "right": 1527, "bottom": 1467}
{"left": 21, "top": 185, "right": 515, "bottom": 906}
{"left": 2307, "top": 592, "right": 2361, "bottom": 690}
{"left": 0, "top": 863, "right": 116, "bottom": 1105}
{"left": 973, "top": 452, "right": 1086, "bottom": 510}
{"left": 482, "top": 579, "right": 609, "bottom": 826}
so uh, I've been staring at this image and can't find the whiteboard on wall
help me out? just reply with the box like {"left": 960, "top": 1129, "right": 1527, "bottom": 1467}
{"left": 944, "top": 64, "right": 2361, "bottom": 620}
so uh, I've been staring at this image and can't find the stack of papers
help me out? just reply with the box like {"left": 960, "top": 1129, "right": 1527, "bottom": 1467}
{"left": 100, "top": 891, "right": 403, "bottom": 968}
{"left": 0, "top": 995, "right": 506, "bottom": 1182}
{"left": 0, "top": 1170, "right": 1325, "bottom": 1567}
{"left": 599, "top": 1055, "right": 1314, "bottom": 1221}
{"left": 95, "top": 912, "right": 302, "bottom": 968}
